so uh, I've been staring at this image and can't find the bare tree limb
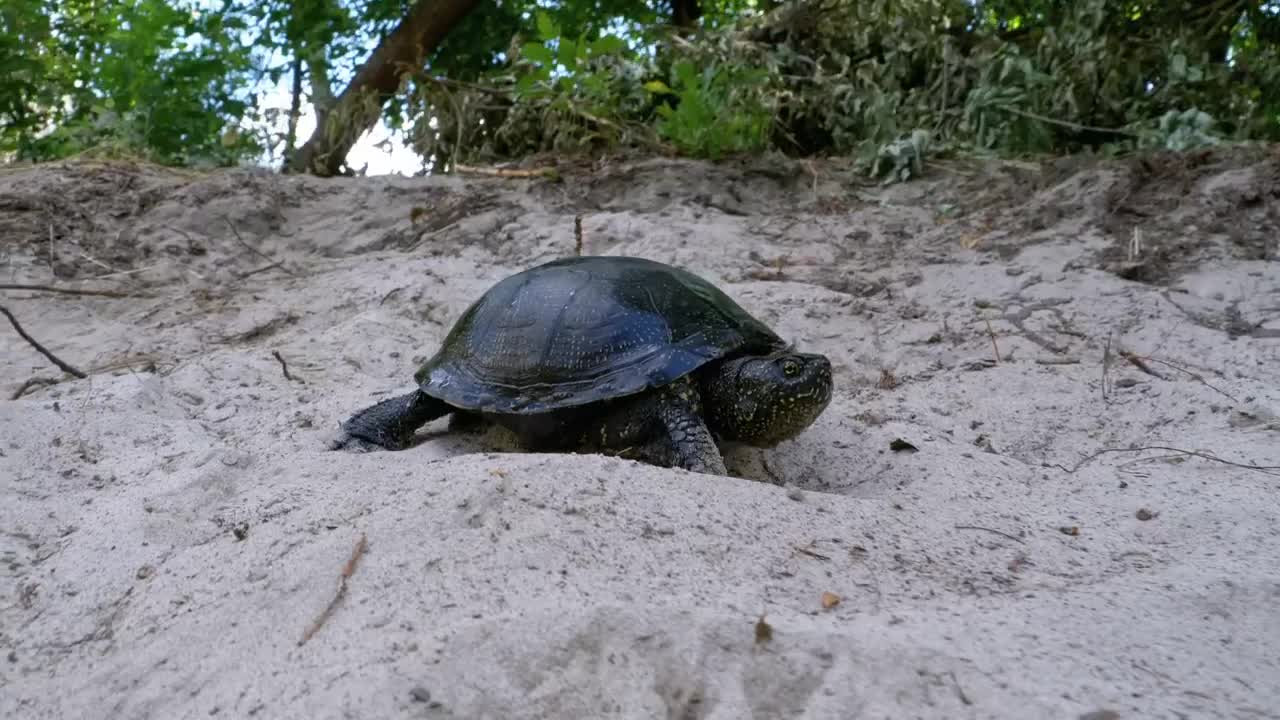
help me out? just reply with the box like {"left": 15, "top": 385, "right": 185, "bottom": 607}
{"left": 287, "top": 0, "right": 482, "bottom": 177}
{"left": 1, "top": 305, "right": 87, "bottom": 378}
{"left": 0, "top": 283, "right": 153, "bottom": 299}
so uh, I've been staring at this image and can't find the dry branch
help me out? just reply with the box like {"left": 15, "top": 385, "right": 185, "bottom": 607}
{"left": 983, "top": 318, "right": 1000, "bottom": 364}
{"left": 1119, "top": 350, "right": 1168, "bottom": 380}
{"left": 453, "top": 164, "right": 560, "bottom": 180}
{"left": 223, "top": 217, "right": 296, "bottom": 276}
{"left": 287, "top": 0, "right": 481, "bottom": 176}
{"left": 1123, "top": 353, "right": 1237, "bottom": 401}
{"left": 299, "top": 533, "right": 368, "bottom": 646}
{"left": 11, "top": 377, "right": 60, "bottom": 400}
{"left": 954, "top": 524, "right": 1025, "bottom": 544}
{"left": 1066, "top": 446, "right": 1280, "bottom": 474}
{"left": 0, "top": 283, "right": 153, "bottom": 299}
{"left": 272, "top": 350, "right": 302, "bottom": 383}
{"left": 1, "top": 305, "right": 87, "bottom": 379}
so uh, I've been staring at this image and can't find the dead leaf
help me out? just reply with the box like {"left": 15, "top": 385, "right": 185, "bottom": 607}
{"left": 754, "top": 615, "right": 773, "bottom": 645}
{"left": 821, "top": 591, "right": 841, "bottom": 609}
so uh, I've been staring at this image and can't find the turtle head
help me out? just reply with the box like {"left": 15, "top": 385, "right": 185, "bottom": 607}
{"left": 701, "top": 350, "right": 833, "bottom": 447}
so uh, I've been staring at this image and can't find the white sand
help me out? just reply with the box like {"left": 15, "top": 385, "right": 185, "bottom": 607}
{"left": 2, "top": 152, "right": 1278, "bottom": 719}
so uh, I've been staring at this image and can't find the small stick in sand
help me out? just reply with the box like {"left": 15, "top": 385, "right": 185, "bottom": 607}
{"left": 298, "top": 532, "right": 368, "bottom": 646}
{"left": 0, "top": 283, "right": 152, "bottom": 299}
{"left": 1101, "top": 334, "right": 1113, "bottom": 401}
{"left": 272, "top": 350, "right": 302, "bottom": 383}
{"left": 984, "top": 318, "right": 1000, "bottom": 364}
{"left": 1123, "top": 353, "right": 1236, "bottom": 401}
{"left": 1118, "top": 350, "right": 1168, "bottom": 380}
{"left": 1066, "top": 446, "right": 1280, "bottom": 474}
{"left": 1, "top": 305, "right": 88, "bottom": 379}
{"left": 223, "top": 217, "right": 296, "bottom": 277}
{"left": 954, "top": 524, "right": 1025, "bottom": 544}
{"left": 453, "top": 163, "right": 560, "bottom": 180}
{"left": 11, "top": 377, "right": 60, "bottom": 400}
{"left": 574, "top": 214, "right": 584, "bottom": 257}
{"left": 794, "top": 543, "right": 831, "bottom": 561}
{"left": 237, "top": 262, "right": 285, "bottom": 280}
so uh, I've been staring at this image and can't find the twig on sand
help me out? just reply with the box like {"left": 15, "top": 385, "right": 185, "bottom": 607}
{"left": 453, "top": 163, "right": 560, "bottom": 180}
{"left": 1101, "top": 334, "right": 1113, "bottom": 401}
{"left": 237, "top": 262, "right": 285, "bottom": 280}
{"left": 949, "top": 671, "right": 973, "bottom": 706}
{"left": 954, "top": 525, "right": 1025, "bottom": 544}
{"left": 299, "top": 533, "right": 368, "bottom": 646}
{"left": 1, "top": 305, "right": 87, "bottom": 379}
{"left": 574, "top": 214, "right": 584, "bottom": 257}
{"left": 0, "top": 283, "right": 152, "bottom": 299}
{"left": 984, "top": 318, "right": 1001, "bottom": 364}
{"left": 1064, "top": 446, "right": 1280, "bottom": 474}
{"left": 1118, "top": 350, "right": 1168, "bottom": 380}
{"left": 272, "top": 350, "right": 302, "bottom": 383}
{"left": 11, "top": 355, "right": 160, "bottom": 400}
{"left": 11, "top": 377, "right": 60, "bottom": 400}
{"left": 794, "top": 544, "right": 832, "bottom": 561}
{"left": 1122, "top": 353, "right": 1237, "bottom": 401}
{"left": 223, "top": 217, "right": 296, "bottom": 277}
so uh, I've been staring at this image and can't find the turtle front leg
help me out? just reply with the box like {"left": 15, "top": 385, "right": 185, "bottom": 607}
{"left": 329, "top": 389, "right": 452, "bottom": 452}
{"left": 648, "top": 384, "right": 728, "bottom": 476}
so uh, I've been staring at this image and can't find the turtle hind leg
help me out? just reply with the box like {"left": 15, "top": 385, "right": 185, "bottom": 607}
{"left": 644, "top": 382, "right": 728, "bottom": 476}
{"left": 329, "top": 389, "right": 452, "bottom": 452}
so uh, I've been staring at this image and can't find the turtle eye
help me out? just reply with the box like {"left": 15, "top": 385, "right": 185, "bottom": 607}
{"left": 782, "top": 359, "right": 800, "bottom": 376}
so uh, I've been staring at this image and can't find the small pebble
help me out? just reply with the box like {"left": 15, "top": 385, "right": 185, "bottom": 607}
{"left": 1135, "top": 508, "right": 1156, "bottom": 521}
{"left": 409, "top": 687, "right": 432, "bottom": 703}
{"left": 785, "top": 484, "right": 804, "bottom": 501}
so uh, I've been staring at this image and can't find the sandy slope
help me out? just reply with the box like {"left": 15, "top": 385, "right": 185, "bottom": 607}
{"left": 2, "top": 150, "right": 1279, "bottom": 719}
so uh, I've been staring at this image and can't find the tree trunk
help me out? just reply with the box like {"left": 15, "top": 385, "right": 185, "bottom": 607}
{"left": 283, "top": 53, "right": 303, "bottom": 158}
{"left": 671, "top": 0, "right": 702, "bottom": 28}
{"left": 286, "top": 0, "right": 481, "bottom": 177}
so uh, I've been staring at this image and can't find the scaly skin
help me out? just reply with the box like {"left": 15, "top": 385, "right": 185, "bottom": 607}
{"left": 328, "top": 390, "right": 452, "bottom": 451}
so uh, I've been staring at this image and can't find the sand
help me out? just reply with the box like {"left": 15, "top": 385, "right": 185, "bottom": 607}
{"left": 1, "top": 148, "right": 1278, "bottom": 719}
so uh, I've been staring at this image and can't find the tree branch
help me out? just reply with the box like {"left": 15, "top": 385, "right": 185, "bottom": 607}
{"left": 287, "top": 0, "right": 481, "bottom": 177}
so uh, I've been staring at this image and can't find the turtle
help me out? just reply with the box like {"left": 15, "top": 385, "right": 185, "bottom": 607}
{"left": 328, "top": 255, "right": 833, "bottom": 475}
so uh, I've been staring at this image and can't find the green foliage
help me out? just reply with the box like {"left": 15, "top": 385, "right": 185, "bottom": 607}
{"left": 417, "top": 0, "right": 1280, "bottom": 168}
{"left": 1, "top": 0, "right": 260, "bottom": 165}
{"left": 4, "top": 0, "right": 1280, "bottom": 171}
{"left": 649, "top": 60, "right": 772, "bottom": 158}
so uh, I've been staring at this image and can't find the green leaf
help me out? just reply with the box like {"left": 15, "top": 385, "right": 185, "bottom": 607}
{"left": 559, "top": 39, "right": 578, "bottom": 71}
{"left": 644, "top": 80, "right": 674, "bottom": 95}
{"left": 589, "top": 35, "right": 626, "bottom": 56}
{"left": 521, "top": 42, "right": 555, "bottom": 67}
{"left": 535, "top": 11, "right": 559, "bottom": 41}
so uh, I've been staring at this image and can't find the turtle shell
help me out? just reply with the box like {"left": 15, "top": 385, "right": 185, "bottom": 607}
{"left": 413, "top": 255, "right": 786, "bottom": 414}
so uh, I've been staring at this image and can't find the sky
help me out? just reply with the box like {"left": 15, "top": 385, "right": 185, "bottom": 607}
{"left": 258, "top": 85, "right": 423, "bottom": 176}
{"left": 227, "top": 2, "right": 425, "bottom": 177}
